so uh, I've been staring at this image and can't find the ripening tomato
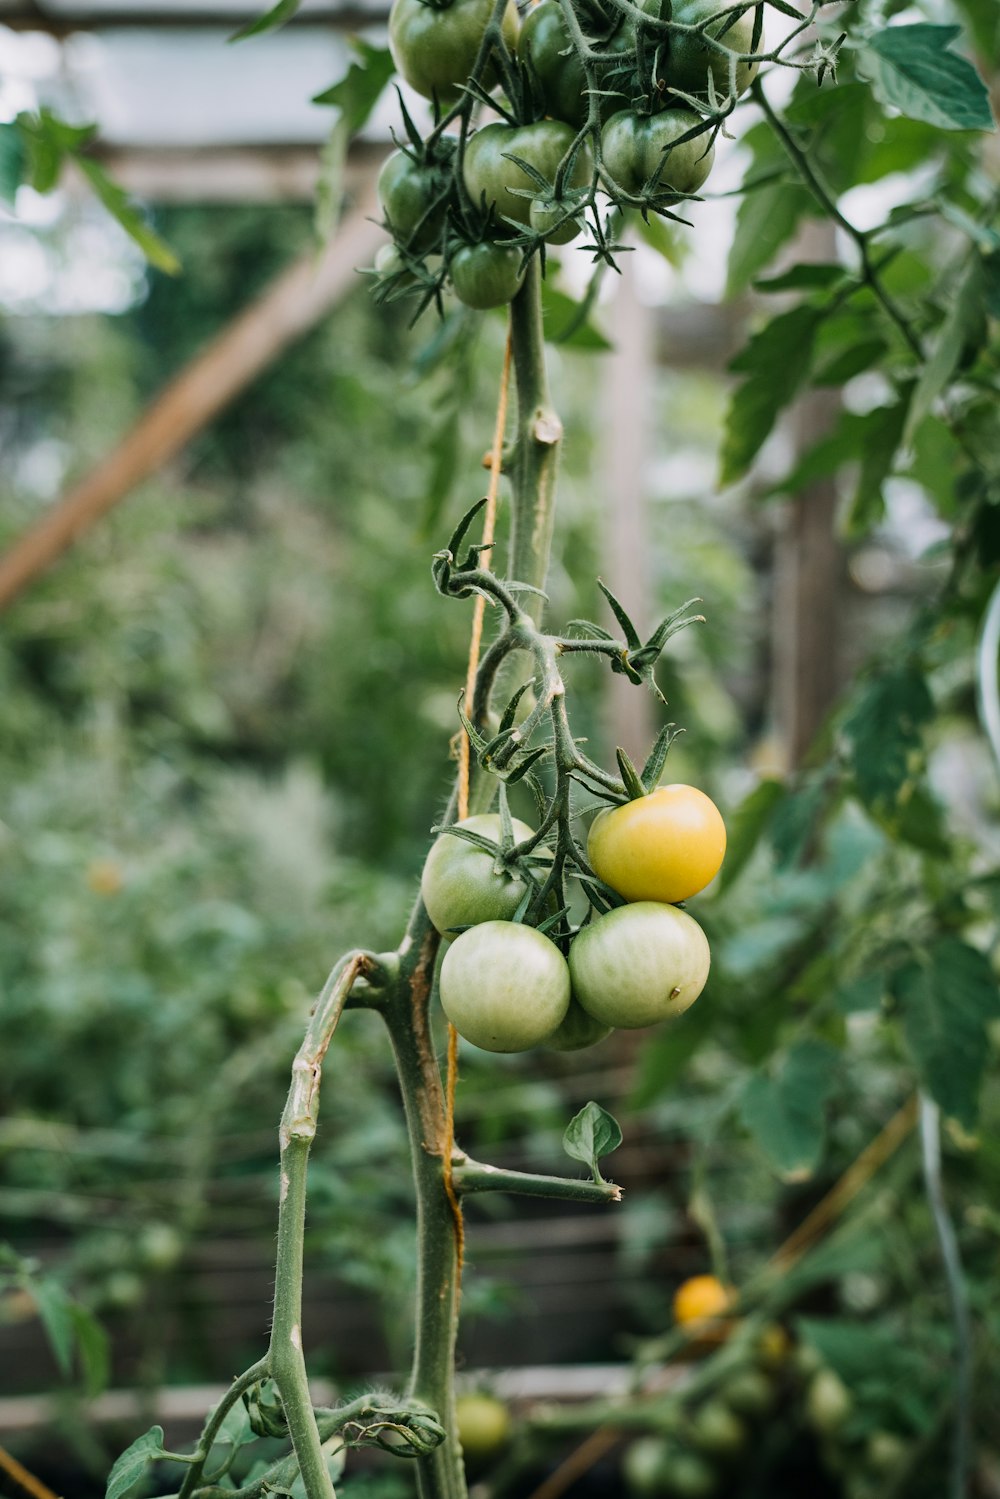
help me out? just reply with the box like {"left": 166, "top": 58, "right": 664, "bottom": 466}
{"left": 587, "top": 783, "right": 726, "bottom": 904}
{"left": 439, "top": 921, "right": 571, "bottom": 1051}
{"left": 672, "top": 1273, "right": 732, "bottom": 1326}
{"left": 601, "top": 109, "right": 715, "bottom": 198}
{"left": 388, "top": 0, "right": 520, "bottom": 105}
{"left": 568, "top": 902, "right": 710, "bottom": 1029}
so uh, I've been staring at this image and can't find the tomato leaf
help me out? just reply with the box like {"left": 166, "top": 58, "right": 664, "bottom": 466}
{"left": 720, "top": 305, "right": 824, "bottom": 486}
{"left": 312, "top": 42, "right": 395, "bottom": 131}
{"left": 230, "top": 0, "right": 300, "bottom": 43}
{"left": 0, "top": 122, "right": 25, "bottom": 205}
{"left": 856, "top": 24, "right": 995, "bottom": 133}
{"left": 563, "top": 1102, "right": 622, "bottom": 1183}
{"left": 105, "top": 1427, "right": 169, "bottom": 1499}
{"left": 69, "top": 1302, "right": 110, "bottom": 1397}
{"left": 841, "top": 663, "right": 934, "bottom": 811}
{"left": 739, "top": 1039, "right": 839, "bottom": 1180}
{"left": 890, "top": 939, "right": 1000, "bottom": 1130}
{"left": 904, "top": 256, "right": 987, "bottom": 444}
{"left": 75, "top": 158, "right": 180, "bottom": 275}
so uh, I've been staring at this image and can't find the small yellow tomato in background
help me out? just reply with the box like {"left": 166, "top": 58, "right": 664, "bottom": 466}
{"left": 673, "top": 1273, "right": 733, "bottom": 1327}
{"left": 588, "top": 784, "right": 726, "bottom": 904}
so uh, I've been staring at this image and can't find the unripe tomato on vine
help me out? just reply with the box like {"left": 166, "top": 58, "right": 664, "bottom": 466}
{"left": 388, "top": 0, "right": 519, "bottom": 105}
{"left": 569, "top": 901, "right": 710, "bottom": 1029}
{"left": 463, "top": 120, "right": 594, "bottom": 229}
{"left": 654, "top": 0, "right": 763, "bottom": 100}
{"left": 439, "top": 921, "right": 571, "bottom": 1051}
{"left": 601, "top": 110, "right": 716, "bottom": 200}
{"left": 420, "top": 813, "right": 546, "bottom": 934}
{"left": 450, "top": 243, "right": 526, "bottom": 308}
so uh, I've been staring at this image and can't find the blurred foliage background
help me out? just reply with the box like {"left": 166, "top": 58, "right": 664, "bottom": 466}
{"left": 2, "top": 12, "right": 1000, "bottom": 1495}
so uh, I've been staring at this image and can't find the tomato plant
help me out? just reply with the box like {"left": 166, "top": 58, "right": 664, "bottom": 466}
{"left": 387, "top": 0, "right": 519, "bottom": 103}
{"left": 518, "top": 0, "right": 634, "bottom": 127}
{"left": 601, "top": 109, "right": 715, "bottom": 198}
{"left": 658, "top": 0, "right": 761, "bottom": 99}
{"left": 588, "top": 784, "right": 727, "bottom": 904}
{"left": 439, "top": 920, "right": 571, "bottom": 1051}
{"left": 377, "top": 147, "right": 454, "bottom": 253}
{"left": 569, "top": 902, "right": 711, "bottom": 1028}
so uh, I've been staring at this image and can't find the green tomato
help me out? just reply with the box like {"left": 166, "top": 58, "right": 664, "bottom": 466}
{"left": 601, "top": 109, "right": 715, "bottom": 198}
{"left": 388, "top": 0, "right": 520, "bottom": 105}
{"left": 518, "top": 0, "right": 635, "bottom": 128}
{"left": 377, "top": 147, "right": 453, "bottom": 253}
{"left": 805, "top": 1368, "right": 853, "bottom": 1436}
{"left": 456, "top": 1393, "right": 511, "bottom": 1459}
{"left": 623, "top": 1436, "right": 669, "bottom": 1496}
{"left": 421, "top": 813, "right": 543, "bottom": 934}
{"left": 864, "top": 1431, "right": 908, "bottom": 1476}
{"left": 568, "top": 902, "right": 710, "bottom": 1029}
{"left": 439, "top": 921, "right": 571, "bottom": 1051}
{"left": 661, "top": 0, "right": 761, "bottom": 100}
{"left": 463, "top": 120, "right": 594, "bottom": 228}
{"left": 545, "top": 996, "right": 613, "bottom": 1050}
{"left": 688, "top": 1400, "right": 746, "bottom": 1459}
{"left": 661, "top": 1452, "right": 719, "bottom": 1498}
{"left": 719, "top": 1367, "right": 776, "bottom": 1418}
{"left": 450, "top": 243, "right": 526, "bottom": 309}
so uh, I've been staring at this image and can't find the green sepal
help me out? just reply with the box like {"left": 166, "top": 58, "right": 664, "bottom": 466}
{"left": 616, "top": 747, "right": 648, "bottom": 802}
{"left": 597, "top": 579, "right": 642, "bottom": 648}
{"left": 640, "top": 723, "right": 681, "bottom": 790}
{"left": 498, "top": 680, "right": 535, "bottom": 735}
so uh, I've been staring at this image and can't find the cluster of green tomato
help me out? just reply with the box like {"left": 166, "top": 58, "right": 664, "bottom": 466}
{"left": 377, "top": 0, "right": 763, "bottom": 309}
{"left": 420, "top": 783, "right": 726, "bottom": 1053}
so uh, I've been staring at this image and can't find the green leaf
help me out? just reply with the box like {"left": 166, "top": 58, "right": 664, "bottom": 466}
{"left": 563, "top": 1102, "right": 623, "bottom": 1183}
{"left": 857, "top": 24, "right": 995, "bottom": 132}
{"left": 540, "top": 281, "right": 611, "bottom": 351}
{"left": 739, "top": 1039, "right": 839, "bottom": 1179}
{"left": 984, "top": 251, "right": 1000, "bottom": 317}
{"left": 841, "top": 664, "right": 934, "bottom": 809}
{"left": 890, "top": 939, "right": 1000, "bottom": 1130}
{"left": 718, "top": 778, "right": 785, "bottom": 891}
{"left": 720, "top": 305, "right": 824, "bottom": 485}
{"left": 230, "top": 0, "right": 301, "bottom": 42}
{"left": 31, "top": 1278, "right": 75, "bottom": 1375}
{"left": 755, "top": 263, "right": 846, "bottom": 294}
{"left": 769, "top": 777, "right": 829, "bottom": 868}
{"left": 834, "top": 973, "right": 884, "bottom": 1015}
{"left": 69, "top": 1303, "right": 110, "bottom": 1397}
{"left": 312, "top": 42, "right": 395, "bottom": 133}
{"left": 630, "top": 1002, "right": 713, "bottom": 1108}
{"left": 105, "top": 1427, "right": 169, "bottom": 1499}
{"left": 845, "top": 391, "right": 912, "bottom": 537}
{"left": 811, "top": 337, "right": 888, "bottom": 387}
{"left": 904, "top": 257, "right": 987, "bottom": 444}
{"left": 75, "top": 159, "right": 180, "bottom": 274}
{"left": 0, "top": 122, "right": 25, "bottom": 205}
{"left": 796, "top": 1318, "right": 922, "bottom": 1388}
{"left": 728, "top": 178, "right": 814, "bottom": 294}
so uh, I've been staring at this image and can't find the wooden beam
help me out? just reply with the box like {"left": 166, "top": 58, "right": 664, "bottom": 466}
{"left": 0, "top": 184, "right": 385, "bottom": 612}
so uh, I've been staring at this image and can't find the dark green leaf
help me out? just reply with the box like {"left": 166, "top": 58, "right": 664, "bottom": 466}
{"left": 769, "top": 777, "right": 829, "bottom": 869}
{"left": 845, "top": 390, "right": 912, "bottom": 537}
{"left": 811, "top": 337, "right": 888, "bottom": 386}
{"left": 721, "top": 306, "right": 824, "bottom": 485}
{"left": 890, "top": 939, "right": 1000, "bottom": 1130}
{"left": 615, "top": 747, "right": 647, "bottom": 801}
{"left": 31, "top": 1278, "right": 75, "bottom": 1375}
{"left": 312, "top": 43, "right": 395, "bottom": 134}
{"left": 754, "top": 263, "right": 846, "bottom": 294}
{"left": 740, "top": 1039, "right": 839, "bottom": 1179}
{"left": 0, "top": 122, "right": 25, "bottom": 205}
{"left": 984, "top": 251, "right": 1000, "bottom": 317}
{"left": 563, "top": 1101, "right": 622, "bottom": 1182}
{"left": 69, "top": 1303, "right": 110, "bottom": 1397}
{"left": 834, "top": 974, "right": 884, "bottom": 1014}
{"left": 105, "top": 1427, "right": 169, "bottom": 1499}
{"left": 718, "top": 778, "right": 785, "bottom": 891}
{"left": 230, "top": 0, "right": 300, "bottom": 42}
{"left": 728, "top": 179, "right": 814, "bottom": 294}
{"left": 630, "top": 1002, "right": 713, "bottom": 1108}
{"left": 841, "top": 664, "right": 933, "bottom": 809}
{"left": 857, "top": 24, "right": 995, "bottom": 132}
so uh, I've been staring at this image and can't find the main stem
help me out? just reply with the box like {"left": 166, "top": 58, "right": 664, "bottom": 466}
{"left": 384, "top": 261, "right": 563, "bottom": 1499}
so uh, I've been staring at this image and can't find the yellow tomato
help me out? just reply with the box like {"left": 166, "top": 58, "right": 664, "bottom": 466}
{"left": 587, "top": 784, "right": 726, "bottom": 904}
{"left": 673, "top": 1273, "right": 732, "bottom": 1327}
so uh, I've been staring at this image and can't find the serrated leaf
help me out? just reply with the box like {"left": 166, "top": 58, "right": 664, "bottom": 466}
{"left": 728, "top": 177, "right": 814, "bottom": 294}
{"left": 0, "top": 122, "right": 25, "bottom": 204}
{"left": 105, "top": 1427, "right": 169, "bottom": 1499}
{"left": 563, "top": 1102, "right": 622, "bottom": 1182}
{"left": 718, "top": 778, "right": 785, "bottom": 891}
{"left": 230, "top": 0, "right": 300, "bottom": 42}
{"left": 890, "top": 939, "right": 1000, "bottom": 1129}
{"left": 312, "top": 42, "right": 395, "bottom": 133}
{"left": 721, "top": 305, "right": 824, "bottom": 485}
{"left": 740, "top": 1040, "right": 839, "bottom": 1179}
{"left": 857, "top": 24, "right": 995, "bottom": 133}
{"left": 69, "top": 1303, "right": 110, "bottom": 1397}
{"left": 841, "top": 664, "right": 933, "bottom": 809}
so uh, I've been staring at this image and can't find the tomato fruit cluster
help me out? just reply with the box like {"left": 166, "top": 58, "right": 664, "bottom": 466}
{"left": 377, "top": 0, "right": 764, "bottom": 312}
{"left": 421, "top": 783, "right": 723, "bottom": 1054}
